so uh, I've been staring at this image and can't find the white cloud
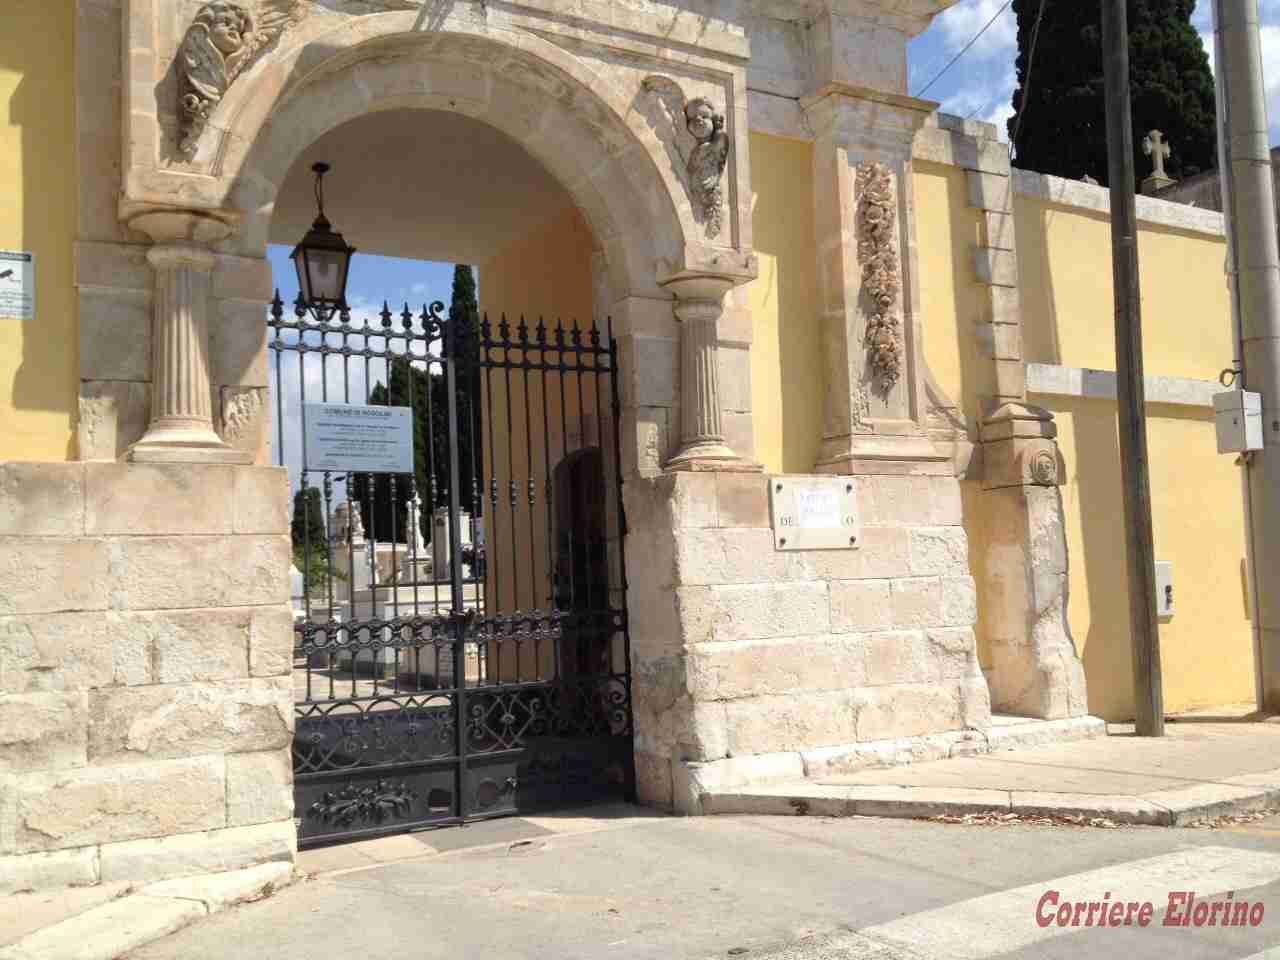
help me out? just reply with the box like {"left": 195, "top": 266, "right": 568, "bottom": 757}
{"left": 915, "top": 0, "right": 1019, "bottom": 138}
{"left": 938, "top": 63, "right": 1017, "bottom": 139}
{"left": 932, "top": 0, "right": 1018, "bottom": 61}
{"left": 1193, "top": 1, "right": 1280, "bottom": 142}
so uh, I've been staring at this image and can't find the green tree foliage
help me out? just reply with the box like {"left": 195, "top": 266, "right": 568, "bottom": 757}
{"left": 352, "top": 265, "right": 483, "bottom": 546}
{"left": 290, "top": 485, "right": 340, "bottom": 592}
{"left": 290, "top": 485, "right": 326, "bottom": 551}
{"left": 1008, "top": 0, "right": 1217, "bottom": 184}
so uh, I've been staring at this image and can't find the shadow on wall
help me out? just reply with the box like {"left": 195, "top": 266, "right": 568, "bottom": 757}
{"left": 1, "top": 7, "right": 78, "bottom": 459}
{"left": 1061, "top": 395, "right": 1133, "bottom": 721}
{"left": 1013, "top": 198, "right": 1065, "bottom": 367}
{"left": 1052, "top": 395, "right": 1256, "bottom": 721}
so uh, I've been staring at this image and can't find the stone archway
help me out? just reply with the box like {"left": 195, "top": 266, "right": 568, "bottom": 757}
{"left": 119, "top": 4, "right": 758, "bottom": 474}
{"left": 111, "top": 0, "right": 763, "bottom": 816}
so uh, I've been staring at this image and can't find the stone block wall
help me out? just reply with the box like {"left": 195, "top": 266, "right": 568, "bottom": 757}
{"left": 0, "top": 462, "right": 296, "bottom": 894}
{"left": 624, "top": 471, "right": 990, "bottom": 811}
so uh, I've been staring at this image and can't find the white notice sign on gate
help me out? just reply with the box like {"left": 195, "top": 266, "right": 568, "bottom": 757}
{"left": 303, "top": 404, "right": 414, "bottom": 474}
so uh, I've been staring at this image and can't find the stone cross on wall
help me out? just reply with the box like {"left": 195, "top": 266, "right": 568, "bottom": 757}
{"left": 1141, "top": 130, "right": 1175, "bottom": 196}
{"left": 1143, "top": 130, "right": 1171, "bottom": 180}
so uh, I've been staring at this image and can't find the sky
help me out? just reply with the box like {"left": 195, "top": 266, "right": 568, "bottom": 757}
{"left": 907, "top": 0, "right": 1280, "bottom": 144}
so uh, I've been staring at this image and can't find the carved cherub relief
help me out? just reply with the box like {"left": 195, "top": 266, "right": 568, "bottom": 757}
{"left": 640, "top": 75, "right": 730, "bottom": 240}
{"left": 178, "top": 1, "right": 304, "bottom": 157}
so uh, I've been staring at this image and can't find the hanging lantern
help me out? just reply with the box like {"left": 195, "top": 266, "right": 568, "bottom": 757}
{"left": 291, "top": 162, "right": 355, "bottom": 320}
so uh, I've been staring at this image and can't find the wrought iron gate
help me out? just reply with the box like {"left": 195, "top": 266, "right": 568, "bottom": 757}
{"left": 270, "top": 294, "right": 634, "bottom": 848}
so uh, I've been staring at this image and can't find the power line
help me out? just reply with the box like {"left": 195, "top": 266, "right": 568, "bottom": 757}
{"left": 914, "top": 0, "right": 1014, "bottom": 99}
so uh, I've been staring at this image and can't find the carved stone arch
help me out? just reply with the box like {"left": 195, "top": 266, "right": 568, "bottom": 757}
{"left": 182, "top": 14, "right": 706, "bottom": 297}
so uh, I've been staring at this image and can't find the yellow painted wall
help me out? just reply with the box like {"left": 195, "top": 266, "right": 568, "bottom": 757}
{"left": 1015, "top": 192, "right": 1253, "bottom": 718}
{"left": 746, "top": 132, "right": 823, "bottom": 474}
{"left": 913, "top": 160, "right": 1254, "bottom": 719}
{"left": 0, "top": 6, "right": 77, "bottom": 460}
{"left": 478, "top": 206, "right": 602, "bottom": 680}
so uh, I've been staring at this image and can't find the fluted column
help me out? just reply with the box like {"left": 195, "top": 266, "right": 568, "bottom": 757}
{"left": 127, "top": 212, "right": 249, "bottom": 463}
{"left": 663, "top": 275, "right": 753, "bottom": 471}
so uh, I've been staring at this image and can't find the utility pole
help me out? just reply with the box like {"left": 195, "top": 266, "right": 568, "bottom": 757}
{"left": 1101, "top": 0, "right": 1164, "bottom": 735}
{"left": 1214, "top": 0, "right": 1280, "bottom": 714}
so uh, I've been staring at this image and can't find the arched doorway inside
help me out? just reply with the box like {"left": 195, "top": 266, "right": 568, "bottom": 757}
{"left": 273, "top": 107, "right": 631, "bottom": 847}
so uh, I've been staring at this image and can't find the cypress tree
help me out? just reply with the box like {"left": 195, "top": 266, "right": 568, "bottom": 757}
{"left": 1008, "top": 0, "right": 1217, "bottom": 184}
{"left": 447, "top": 264, "right": 482, "bottom": 532}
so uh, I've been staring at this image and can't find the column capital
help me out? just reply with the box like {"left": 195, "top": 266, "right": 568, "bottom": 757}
{"left": 126, "top": 209, "right": 235, "bottom": 248}
{"left": 661, "top": 274, "right": 738, "bottom": 303}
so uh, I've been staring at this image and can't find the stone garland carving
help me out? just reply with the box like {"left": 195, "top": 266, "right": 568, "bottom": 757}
{"left": 178, "top": 1, "right": 306, "bottom": 158}
{"left": 641, "top": 75, "right": 730, "bottom": 239}
{"left": 856, "top": 161, "right": 903, "bottom": 391}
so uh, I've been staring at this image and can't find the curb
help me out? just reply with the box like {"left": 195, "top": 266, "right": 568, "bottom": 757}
{"left": 700, "top": 767, "right": 1280, "bottom": 827}
{"left": 676, "top": 716, "right": 1108, "bottom": 815}
{"left": 0, "top": 861, "right": 296, "bottom": 960}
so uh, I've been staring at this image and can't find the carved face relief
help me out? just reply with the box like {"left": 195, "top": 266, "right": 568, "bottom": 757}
{"left": 1031, "top": 450, "right": 1059, "bottom": 486}
{"left": 685, "top": 99, "right": 716, "bottom": 142}
{"left": 640, "top": 77, "right": 731, "bottom": 241}
{"left": 177, "top": 1, "right": 305, "bottom": 159}
{"left": 208, "top": 7, "right": 248, "bottom": 56}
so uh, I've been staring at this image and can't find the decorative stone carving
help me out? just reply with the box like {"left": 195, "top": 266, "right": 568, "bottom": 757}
{"left": 349, "top": 500, "right": 365, "bottom": 544}
{"left": 178, "top": 1, "right": 306, "bottom": 158}
{"left": 857, "top": 162, "right": 902, "bottom": 392}
{"left": 331, "top": 500, "right": 366, "bottom": 544}
{"left": 332, "top": 502, "right": 351, "bottom": 544}
{"left": 1030, "top": 450, "right": 1058, "bottom": 486}
{"left": 641, "top": 76, "right": 730, "bottom": 240}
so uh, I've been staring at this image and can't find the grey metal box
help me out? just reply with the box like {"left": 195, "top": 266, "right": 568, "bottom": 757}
{"left": 1213, "top": 390, "right": 1263, "bottom": 454}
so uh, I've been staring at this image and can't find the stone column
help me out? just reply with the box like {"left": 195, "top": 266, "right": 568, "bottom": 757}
{"left": 803, "top": 88, "right": 947, "bottom": 475}
{"left": 980, "top": 404, "right": 1088, "bottom": 718}
{"left": 663, "top": 275, "right": 755, "bottom": 471}
{"left": 127, "top": 211, "right": 249, "bottom": 464}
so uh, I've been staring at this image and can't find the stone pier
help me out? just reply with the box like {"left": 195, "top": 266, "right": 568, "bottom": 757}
{"left": 0, "top": 462, "right": 296, "bottom": 893}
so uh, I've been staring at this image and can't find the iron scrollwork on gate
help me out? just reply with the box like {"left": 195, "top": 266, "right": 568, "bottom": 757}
{"left": 270, "top": 290, "right": 634, "bottom": 847}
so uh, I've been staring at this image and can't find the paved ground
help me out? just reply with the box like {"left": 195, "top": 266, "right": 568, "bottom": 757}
{"left": 128, "top": 804, "right": 1280, "bottom": 960}
{"left": 818, "top": 721, "right": 1280, "bottom": 795}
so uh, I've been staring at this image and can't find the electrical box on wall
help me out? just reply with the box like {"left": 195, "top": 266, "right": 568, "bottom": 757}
{"left": 1213, "top": 391, "right": 1263, "bottom": 454}
{"left": 1154, "top": 561, "right": 1174, "bottom": 618}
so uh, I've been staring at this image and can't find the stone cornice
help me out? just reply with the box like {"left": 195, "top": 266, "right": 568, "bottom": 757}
{"left": 1012, "top": 169, "right": 1225, "bottom": 237}
{"left": 802, "top": 83, "right": 939, "bottom": 114}
{"left": 748, "top": 0, "right": 960, "bottom": 31}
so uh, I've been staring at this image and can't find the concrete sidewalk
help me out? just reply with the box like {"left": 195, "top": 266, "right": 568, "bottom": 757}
{"left": 703, "top": 719, "right": 1280, "bottom": 825}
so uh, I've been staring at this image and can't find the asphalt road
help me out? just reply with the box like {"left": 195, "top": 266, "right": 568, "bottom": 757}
{"left": 128, "top": 810, "right": 1280, "bottom": 960}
